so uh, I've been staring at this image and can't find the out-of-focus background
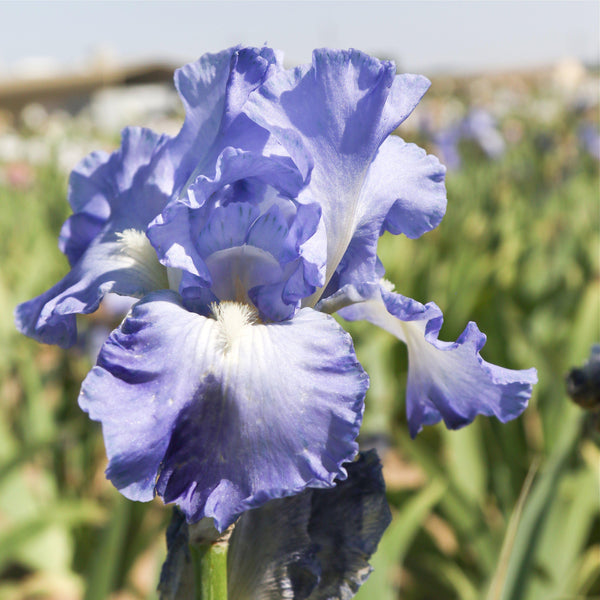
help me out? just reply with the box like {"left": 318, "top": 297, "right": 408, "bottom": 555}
{"left": 1, "top": 2, "right": 599, "bottom": 599}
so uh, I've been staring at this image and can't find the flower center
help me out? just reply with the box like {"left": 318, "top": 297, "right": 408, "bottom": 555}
{"left": 205, "top": 245, "right": 282, "bottom": 305}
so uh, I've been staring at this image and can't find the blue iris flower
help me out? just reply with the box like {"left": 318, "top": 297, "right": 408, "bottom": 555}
{"left": 15, "top": 46, "right": 537, "bottom": 531}
{"left": 432, "top": 108, "right": 505, "bottom": 171}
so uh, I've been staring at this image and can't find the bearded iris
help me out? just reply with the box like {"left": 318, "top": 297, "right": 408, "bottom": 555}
{"left": 15, "top": 46, "right": 537, "bottom": 531}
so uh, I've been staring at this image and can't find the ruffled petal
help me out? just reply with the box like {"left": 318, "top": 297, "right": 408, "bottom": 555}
{"left": 334, "top": 136, "right": 446, "bottom": 287}
{"left": 321, "top": 283, "right": 537, "bottom": 437}
{"left": 188, "top": 145, "right": 305, "bottom": 207}
{"left": 58, "top": 127, "right": 172, "bottom": 265}
{"left": 167, "top": 46, "right": 283, "bottom": 197}
{"left": 59, "top": 150, "right": 111, "bottom": 265}
{"left": 149, "top": 146, "right": 308, "bottom": 272}
{"left": 244, "top": 48, "right": 431, "bottom": 285}
{"left": 15, "top": 230, "right": 169, "bottom": 348}
{"left": 59, "top": 210, "right": 106, "bottom": 267}
{"left": 378, "top": 138, "right": 447, "bottom": 239}
{"left": 79, "top": 291, "right": 368, "bottom": 531}
{"left": 228, "top": 450, "right": 391, "bottom": 600}
{"left": 15, "top": 127, "right": 174, "bottom": 347}
{"left": 148, "top": 147, "right": 324, "bottom": 321}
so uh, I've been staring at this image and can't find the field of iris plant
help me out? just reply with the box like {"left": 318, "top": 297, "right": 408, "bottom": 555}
{"left": 0, "top": 56, "right": 598, "bottom": 600}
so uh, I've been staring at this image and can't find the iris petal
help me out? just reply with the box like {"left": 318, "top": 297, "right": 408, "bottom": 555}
{"left": 320, "top": 283, "right": 537, "bottom": 437}
{"left": 59, "top": 150, "right": 111, "bottom": 265}
{"left": 228, "top": 450, "right": 391, "bottom": 600}
{"left": 148, "top": 147, "right": 323, "bottom": 321}
{"left": 244, "top": 48, "right": 432, "bottom": 288}
{"left": 335, "top": 136, "right": 447, "bottom": 287}
{"left": 15, "top": 127, "right": 173, "bottom": 347}
{"left": 167, "top": 46, "right": 283, "bottom": 197}
{"left": 79, "top": 290, "right": 368, "bottom": 531}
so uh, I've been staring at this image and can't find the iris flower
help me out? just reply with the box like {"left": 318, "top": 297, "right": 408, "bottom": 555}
{"left": 432, "top": 108, "right": 505, "bottom": 171}
{"left": 15, "top": 46, "right": 537, "bottom": 531}
{"left": 461, "top": 108, "right": 506, "bottom": 159}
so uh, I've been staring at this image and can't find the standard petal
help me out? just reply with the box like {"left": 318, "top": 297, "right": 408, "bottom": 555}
{"left": 79, "top": 291, "right": 368, "bottom": 531}
{"left": 188, "top": 145, "right": 305, "bottom": 208}
{"left": 167, "top": 46, "right": 283, "bottom": 196}
{"left": 148, "top": 147, "right": 324, "bottom": 321}
{"left": 323, "top": 283, "right": 537, "bottom": 437}
{"left": 245, "top": 48, "right": 431, "bottom": 285}
{"left": 334, "top": 136, "right": 447, "bottom": 287}
{"left": 227, "top": 450, "right": 391, "bottom": 600}
{"left": 148, "top": 146, "right": 307, "bottom": 281}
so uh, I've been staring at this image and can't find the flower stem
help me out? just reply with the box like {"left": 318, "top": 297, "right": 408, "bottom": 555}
{"left": 190, "top": 539, "right": 229, "bottom": 600}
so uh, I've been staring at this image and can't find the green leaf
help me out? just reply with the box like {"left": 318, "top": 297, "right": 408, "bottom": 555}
{"left": 355, "top": 481, "right": 446, "bottom": 600}
{"left": 491, "top": 412, "right": 584, "bottom": 600}
{"left": 83, "top": 494, "right": 131, "bottom": 600}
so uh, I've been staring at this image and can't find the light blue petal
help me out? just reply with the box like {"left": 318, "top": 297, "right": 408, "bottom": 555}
{"left": 378, "top": 138, "right": 447, "bottom": 239}
{"left": 15, "top": 230, "right": 169, "bottom": 348}
{"left": 188, "top": 146, "right": 305, "bottom": 208}
{"left": 245, "top": 49, "right": 431, "bottom": 286}
{"left": 167, "top": 46, "right": 283, "bottom": 197}
{"left": 79, "top": 291, "right": 368, "bottom": 531}
{"left": 198, "top": 203, "right": 260, "bottom": 255}
{"left": 59, "top": 150, "right": 111, "bottom": 265}
{"left": 323, "top": 283, "right": 537, "bottom": 437}
{"left": 148, "top": 147, "right": 324, "bottom": 320}
{"left": 15, "top": 127, "right": 174, "bottom": 347}
{"left": 148, "top": 147, "right": 308, "bottom": 276}
{"left": 58, "top": 211, "right": 106, "bottom": 267}
{"left": 204, "top": 245, "right": 284, "bottom": 306}
{"left": 58, "top": 127, "right": 172, "bottom": 266}
{"left": 335, "top": 136, "right": 447, "bottom": 287}
{"left": 246, "top": 204, "right": 290, "bottom": 258}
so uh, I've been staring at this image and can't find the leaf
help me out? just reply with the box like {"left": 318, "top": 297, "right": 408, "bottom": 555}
{"left": 491, "top": 412, "right": 584, "bottom": 600}
{"left": 354, "top": 481, "right": 446, "bottom": 600}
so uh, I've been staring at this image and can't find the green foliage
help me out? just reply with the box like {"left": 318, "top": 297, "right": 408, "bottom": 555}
{"left": 1, "top": 73, "right": 598, "bottom": 599}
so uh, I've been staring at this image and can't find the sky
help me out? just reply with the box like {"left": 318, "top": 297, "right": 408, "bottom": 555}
{"left": 0, "top": 1, "right": 598, "bottom": 78}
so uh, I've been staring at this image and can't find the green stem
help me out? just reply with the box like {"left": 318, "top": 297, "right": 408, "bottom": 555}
{"left": 190, "top": 539, "right": 229, "bottom": 600}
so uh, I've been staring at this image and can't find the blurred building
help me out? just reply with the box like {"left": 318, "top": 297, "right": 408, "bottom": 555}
{"left": 0, "top": 61, "right": 178, "bottom": 116}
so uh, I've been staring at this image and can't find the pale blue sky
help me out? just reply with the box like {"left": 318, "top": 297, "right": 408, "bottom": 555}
{"left": 0, "top": 1, "right": 598, "bottom": 76}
